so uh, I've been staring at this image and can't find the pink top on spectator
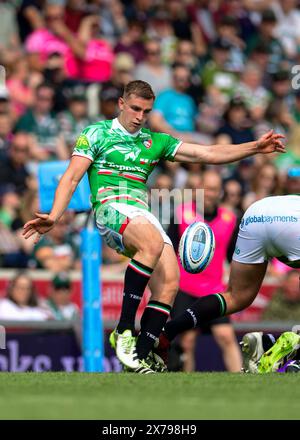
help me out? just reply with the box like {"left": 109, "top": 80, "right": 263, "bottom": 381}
{"left": 79, "top": 39, "right": 114, "bottom": 82}
{"left": 7, "top": 79, "right": 33, "bottom": 117}
{"left": 177, "top": 202, "right": 236, "bottom": 297}
{"left": 25, "top": 31, "right": 114, "bottom": 82}
{"left": 25, "top": 29, "right": 78, "bottom": 77}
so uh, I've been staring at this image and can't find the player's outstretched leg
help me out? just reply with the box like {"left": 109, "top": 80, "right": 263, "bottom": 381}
{"left": 161, "top": 262, "right": 268, "bottom": 348}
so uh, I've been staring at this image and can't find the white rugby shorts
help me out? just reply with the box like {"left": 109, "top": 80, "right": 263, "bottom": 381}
{"left": 233, "top": 195, "right": 300, "bottom": 268}
{"left": 95, "top": 202, "right": 172, "bottom": 257}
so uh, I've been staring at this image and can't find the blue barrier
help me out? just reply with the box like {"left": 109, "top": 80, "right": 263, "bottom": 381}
{"left": 81, "top": 228, "right": 104, "bottom": 372}
{"left": 37, "top": 160, "right": 104, "bottom": 372}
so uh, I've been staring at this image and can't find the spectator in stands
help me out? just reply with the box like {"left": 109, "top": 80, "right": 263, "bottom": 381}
{"left": 0, "top": 0, "right": 22, "bottom": 67}
{"left": 0, "top": 271, "right": 48, "bottom": 320}
{"left": 97, "top": 0, "right": 127, "bottom": 44}
{"left": 99, "top": 87, "right": 119, "bottom": 120}
{"left": 221, "top": 179, "right": 244, "bottom": 219}
{"left": 6, "top": 56, "right": 35, "bottom": 120}
{"left": 114, "top": 19, "right": 145, "bottom": 64}
{"left": 262, "top": 270, "right": 300, "bottom": 321}
{"left": 15, "top": 82, "right": 68, "bottom": 161}
{"left": 216, "top": 16, "right": 245, "bottom": 73}
{"left": 246, "top": 8, "right": 285, "bottom": 75}
{"left": 201, "top": 38, "right": 238, "bottom": 104}
{"left": 270, "top": 70, "right": 293, "bottom": 109}
{"left": 64, "top": 0, "right": 87, "bottom": 34}
{"left": 124, "top": 0, "right": 155, "bottom": 27}
{"left": 0, "top": 89, "right": 11, "bottom": 117}
{"left": 242, "top": 162, "right": 281, "bottom": 210}
{"left": 275, "top": 121, "right": 300, "bottom": 173}
{"left": 24, "top": 2, "right": 85, "bottom": 77}
{"left": 0, "top": 184, "right": 31, "bottom": 268}
{"left": 101, "top": 52, "right": 135, "bottom": 105}
{"left": 187, "top": 0, "right": 217, "bottom": 46}
{"left": 149, "top": 64, "right": 199, "bottom": 141}
{"left": 248, "top": 42, "right": 272, "bottom": 89}
{"left": 57, "top": 91, "right": 93, "bottom": 151}
{"left": 76, "top": 13, "right": 115, "bottom": 83}
{"left": 17, "top": 0, "right": 45, "bottom": 43}
{"left": 32, "top": 214, "right": 80, "bottom": 272}
{"left": 42, "top": 52, "right": 79, "bottom": 114}
{"left": 282, "top": 167, "right": 300, "bottom": 194}
{"left": 166, "top": 0, "right": 193, "bottom": 42}
{"left": 0, "top": 113, "right": 13, "bottom": 159}
{"left": 146, "top": 9, "right": 178, "bottom": 65}
{"left": 173, "top": 39, "right": 203, "bottom": 105}
{"left": 215, "top": 97, "right": 255, "bottom": 145}
{"left": 272, "top": 0, "right": 300, "bottom": 59}
{"left": 235, "top": 62, "right": 271, "bottom": 121}
{"left": 0, "top": 184, "right": 20, "bottom": 229}
{"left": 41, "top": 273, "right": 80, "bottom": 321}
{"left": 255, "top": 99, "right": 293, "bottom": 142}
{"left": 0, "top": 132, "right": 31, "bottom": 194}
{"left": 135, "top": 39, "right": 172, "bottom": 95}
{"left": 168, "top": 170, "right": 242, "bottom": 372}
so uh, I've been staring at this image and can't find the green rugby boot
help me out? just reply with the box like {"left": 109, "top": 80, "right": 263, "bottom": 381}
{"left": 115, "top": 329, "right": 140, "bottom": 369}
{"left": 258, "top": 332, "right": 300, "bottom": 373}
{"left": 109, "top": 328, "right": 118, "bottom": 350}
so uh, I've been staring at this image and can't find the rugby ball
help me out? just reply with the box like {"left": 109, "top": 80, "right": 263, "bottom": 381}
{"left": 178, "top": 221, "right": 215, "bottom": 274}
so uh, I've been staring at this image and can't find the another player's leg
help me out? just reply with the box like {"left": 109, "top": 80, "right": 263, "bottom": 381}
{"left": 136, "top": 243, "right": 179, "bottom": 371}
{"left": 240, "top": 332, "right": 275, "bottom": 373}
{"left": 161, "top": 261, "right": 268, "bottom": 345}
{"left": 111, "top": 216, "right": 164, "bottom": 371}
{"left": 211, "top": 322, "right": 242, "bottom": 372}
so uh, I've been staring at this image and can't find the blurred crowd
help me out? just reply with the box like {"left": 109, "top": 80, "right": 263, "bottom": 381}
{"left": 0, "top": 0, "right": 300, "bottom": 321}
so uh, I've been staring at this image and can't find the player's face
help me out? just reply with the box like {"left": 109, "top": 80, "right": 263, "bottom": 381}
{"left": 118, "top": 94, "right": 154, "bottom": 133}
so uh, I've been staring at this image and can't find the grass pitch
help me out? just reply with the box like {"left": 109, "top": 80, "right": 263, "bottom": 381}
{"left": 0, "top": 372, "right": 299, "bottom": 420}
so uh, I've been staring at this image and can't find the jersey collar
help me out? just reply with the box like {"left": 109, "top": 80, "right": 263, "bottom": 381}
{"left": 112, "top": 117, "right": 141, "bottom": 137}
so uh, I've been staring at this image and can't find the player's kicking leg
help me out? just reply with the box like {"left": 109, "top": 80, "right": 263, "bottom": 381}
{"left": 109, "top": 215, "right": 166, "bottom": 373}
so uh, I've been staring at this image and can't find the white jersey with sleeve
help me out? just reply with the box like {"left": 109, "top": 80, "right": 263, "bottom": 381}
{"left": 233, "top": 195, "right": 300, "bottom": 268}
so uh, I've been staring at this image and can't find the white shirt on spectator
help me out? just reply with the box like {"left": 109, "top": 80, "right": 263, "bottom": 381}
{"left": 0, "top": 298, "right": 48, "bottom": 321}
{"left": 272, "top": 2, "right": 300, "bottom": 58}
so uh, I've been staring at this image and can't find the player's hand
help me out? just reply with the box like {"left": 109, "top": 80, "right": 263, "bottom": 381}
{"left": 22, "top": 213, "right": 56, "bottom": 244}
{"left": 256, "top": 130, "right": 286, "bottom": 154}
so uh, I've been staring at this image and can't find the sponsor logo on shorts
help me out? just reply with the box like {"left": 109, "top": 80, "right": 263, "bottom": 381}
{"left": 234, "top": 246, "right": 240, "bottom": 255}
{"left": 241, "top": 215, "right": 298, "bottom": 227}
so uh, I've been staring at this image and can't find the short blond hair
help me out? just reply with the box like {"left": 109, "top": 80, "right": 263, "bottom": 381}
{"left": 123, "top": 80, "right": 155, "bottom": 101}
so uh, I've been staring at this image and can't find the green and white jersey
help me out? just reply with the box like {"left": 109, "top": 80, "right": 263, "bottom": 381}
{"left": 72, "top": 118, "right": 182, "bottom": 210}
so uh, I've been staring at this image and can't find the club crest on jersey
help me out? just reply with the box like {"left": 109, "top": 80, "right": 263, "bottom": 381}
{"left": 143, "top": 139, "right": 152, "bottom": 149}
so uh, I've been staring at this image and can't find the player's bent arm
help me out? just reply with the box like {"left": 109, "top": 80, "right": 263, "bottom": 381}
{"left": 174, "top": 141, "right": 257, "bottom": 164}
{"left": 49, "top": 155, "right": 92, "bottom": 223}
